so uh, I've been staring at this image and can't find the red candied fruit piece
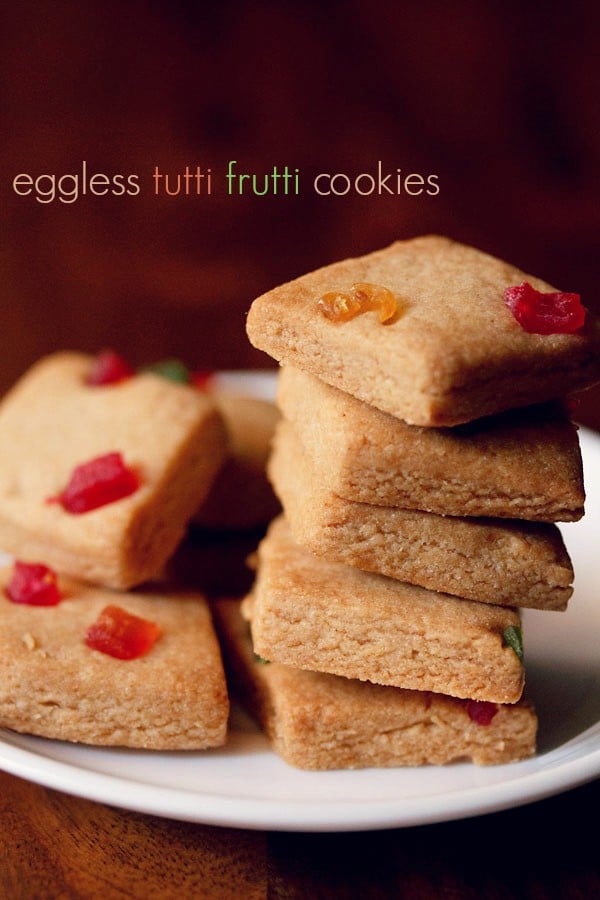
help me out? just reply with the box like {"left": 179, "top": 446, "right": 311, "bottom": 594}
{"left": 503, "top": 282, "right": 585, "bottom": 334}
{"left": 87, "top": 350, "right": 134, "bottom": 386}
{"left": 85, "top": 604, "right": 160, "bottom": 660}
{"left": 5, "top": 561, "right": 62, "bottom": 606}
{"left": 52, "top": 452, "right": 140, "bottom": 514}
{"left": 190, "top": 369, "right": 215, "bottom": 391}
{"left": 466, "top": 700, "right": 498, "bottom": 726}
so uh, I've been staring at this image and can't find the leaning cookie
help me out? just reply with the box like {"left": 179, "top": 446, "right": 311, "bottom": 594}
{"left": 277, "top": 366, "right": 585, "bottom": 522}
{"left": 0, "top": 565, "right": 228, "bottom": 749}
{"left": 194, "top": 391, "right": 281, "bottom": 531}
{"left": 269, "top": 420, "right": 574, "bottom": 610}
{"left": 213, "top": 599, "right": 537, "bottom": 768}
{"left": 247, "top": 235, "right": 600, "bottom": 426}
{"left": 247, "top": 518, "right": 525, "bottom": 704}
{"left": 0, "top": 352, "right": 227, "bottom": 588}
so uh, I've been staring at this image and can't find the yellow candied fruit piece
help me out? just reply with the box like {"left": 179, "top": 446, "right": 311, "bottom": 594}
{"left": 318, "top": 291, "right": 362, "bottom": 322}
{"left": 318, "top": 283, "right": 398, "bottom": 324}
{"left": 353, "top": 283, "right": 398, "bottom": 323}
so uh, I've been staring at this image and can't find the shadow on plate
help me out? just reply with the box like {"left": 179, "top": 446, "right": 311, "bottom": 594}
{"left": 525, "top": 657, "right": 600, "bottom": 753}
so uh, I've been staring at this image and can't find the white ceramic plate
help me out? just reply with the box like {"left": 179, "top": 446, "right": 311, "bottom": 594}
{"left": 0, "top": 372, "right": 598, "bottom": 832}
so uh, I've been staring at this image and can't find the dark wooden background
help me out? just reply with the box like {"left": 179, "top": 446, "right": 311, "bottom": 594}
{"left": 1, "top": 1, "right": 599, "bottom": 390}
{"left": 0, "top": 2, "right": 598, "bottom": 896}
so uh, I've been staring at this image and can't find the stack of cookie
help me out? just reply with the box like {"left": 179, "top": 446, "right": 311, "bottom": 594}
{"left": 0, "top": 351, "right": 231, "bottom": 750}
{"left": 220, "top": 235, "right": 600, "bottom": 769}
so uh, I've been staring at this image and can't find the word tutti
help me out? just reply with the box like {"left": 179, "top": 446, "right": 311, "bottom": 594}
{"left": 226, "top": 161, "right": 300, "bottom": 196}
{"left": 153, "top": 165, "right": 212, "bottom": 196}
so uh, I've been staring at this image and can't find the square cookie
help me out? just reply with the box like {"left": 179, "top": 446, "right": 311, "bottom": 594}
{"left": 214, "top": 598, "right": 537, "bottom": 768}
{"left": 247, "top": 236, "right": 600, "bottom": 425}
{"left": 277, "top": 366, "right": 585, "bottom": 521}
{"left": 247, "top": 518, "right": 525, "bottom": 704}
{"left": 194, "top": 391, "right": 281, "bottom": 531}
{"left": 269, "top": 420, "right": 574, "bottom": 610}
{"left": 0, "top": 352, "right": 227, "bottom": 588}
{"left": 0, "top": 567, "right": 228, "bottom": 749}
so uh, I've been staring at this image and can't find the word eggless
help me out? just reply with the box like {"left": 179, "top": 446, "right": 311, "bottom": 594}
{"left": 13, "top": 161, "right": 140, "bottom": 204}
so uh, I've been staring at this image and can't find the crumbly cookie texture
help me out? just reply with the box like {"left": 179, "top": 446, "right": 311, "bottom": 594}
{"left": 194, "top": 391, "right": 280, "bottom": 530}
{"left": 0, "top": 569, "right": 228, "bottom": 749}
{"left": 247, "top": 518, "right": 525, "bottom": 703}
{"left": 277, "top": 366, "right": 585, "bottom": 521}
{"left": 214, "top": 598, "right": 537, "bottom": 768}
{"left": 0, "top": 352, "right": 227, "bottom": 588}
{"left": 269, "top": 420, "right": 573, "bottom": 610}
{"left": 247, "top": 235, "right": 600, "bottom": 426}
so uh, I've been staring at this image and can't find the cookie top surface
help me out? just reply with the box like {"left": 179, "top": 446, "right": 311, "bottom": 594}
{"left": 0, "top": 351, "right": 227, "bottom": 586}
{"left": 0, "top": 351, "right": 220, "bottom": 485}
{"left": 0, "top": 568, "right": 229, "bottom": 749}
{"left": 247, "top": 236, "right": 600, "bottom": 425}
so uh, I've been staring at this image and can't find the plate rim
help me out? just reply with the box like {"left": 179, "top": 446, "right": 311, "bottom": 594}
{"left": 0, "top": 723, "right": 599, "bottom": 831}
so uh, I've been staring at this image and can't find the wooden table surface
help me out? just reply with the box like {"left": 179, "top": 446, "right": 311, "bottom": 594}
{"left": 0, "top": 396, "right": 598, "bottom": 899}
{"left": 0, "top": 771, "right": 598, "bottom": 899}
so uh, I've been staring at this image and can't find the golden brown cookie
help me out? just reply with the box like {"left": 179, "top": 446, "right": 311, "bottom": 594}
{"left": 277, "top": 366, "right": 585, "bottom": 521}
{"left": 247, "top": 236, "right": 600, "bottom": 425}
{"left": 194, "top": 391, "right": 281, "bottom": 531}
{"left": 0, "top": 566, "right": 228, "bottom": 749}
{"left": 269, "top": 420, "right": 574, "bottom": 610}
{"left": 247, "top": 517, "right": 525, "bottom": 703}
{"left": 0, "top": 352, "right": 227, "bottom": 588}
{"left": 213, "top": 599, "right": 536, "bottom": 768}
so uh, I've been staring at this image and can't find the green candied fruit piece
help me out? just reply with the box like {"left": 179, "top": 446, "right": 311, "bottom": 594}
{"left": 142, "top": 359, "right": 190, "bottom": 383}
{"left": 253, "top": 653, "right": 271, "bottom": 665}
{"left": 503, "top": 625, "right": 524, "bottom": 662}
